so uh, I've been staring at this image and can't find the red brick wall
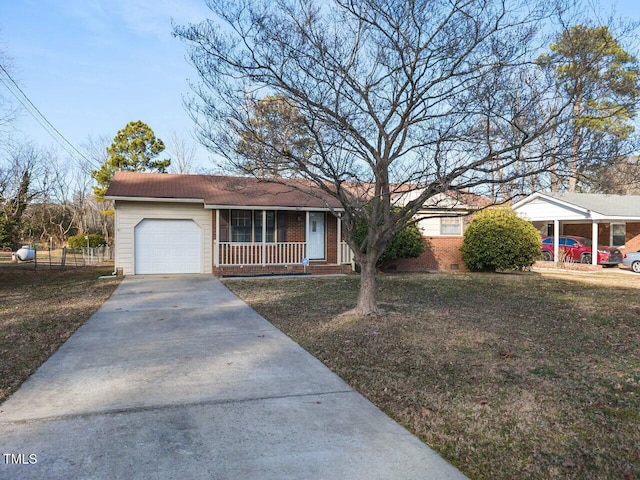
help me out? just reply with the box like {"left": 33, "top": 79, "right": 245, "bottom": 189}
{"left": 283, "top": 211, "right": 306, "bottom": 242}
{"left": 626, "top": 223, "right": 640, "bottom": 252}
{"left": 562, "top": 224, "right": 611, "bottom": 243}
{"left": 561, "top": 222, "right": 640, "bottom": 250}
{"left": 326, "top": 214, "right": 338, "bottom": 264}
{"left": 385, "top": 236, "right": 466, "bottom": 272}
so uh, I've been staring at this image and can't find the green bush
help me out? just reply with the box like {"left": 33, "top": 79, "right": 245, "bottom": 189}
{"left": 67, "top": 234, "right": 106, "bottom": 249}
{"left": 352, "top": 215, "right": 425, "bottom": 267}
{"left": 460, "top": 208, "right": 541, "bottom": 271}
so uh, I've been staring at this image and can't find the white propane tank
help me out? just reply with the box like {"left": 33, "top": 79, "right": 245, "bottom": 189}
{"left": 16, "top": 246, "right": 35, "bottom": 261}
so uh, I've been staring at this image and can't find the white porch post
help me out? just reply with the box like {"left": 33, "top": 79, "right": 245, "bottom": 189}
{"left": 337, "top": 215, "right": 342, "bottom": 265}
{"left": 261, "top": 210, "right": 266, "bottom": 265}
{"left": 592, "top": 221, "right": 598, "bottom": 265}
{"left": 553, "top": 219, "right": 560, "bottom": 262}
{"left": 214, "top": 209, "right": 220, "bottom": 267}
{"left": 305, "top": 211, "right": 310, "bottom": 258}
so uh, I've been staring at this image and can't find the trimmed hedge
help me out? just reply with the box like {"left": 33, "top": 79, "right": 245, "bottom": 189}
{"left": 461, "top": 208, "right": 541, "bottom": 271}
{"left": 67, "top": 234, "right": 106, "bottom": 249}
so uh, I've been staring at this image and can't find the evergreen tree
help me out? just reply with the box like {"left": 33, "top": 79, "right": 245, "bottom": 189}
{"left": 92, "top": 120, "right": 170, "bottom": 203}
{"left": 540, "top": 25, "right": 640, "bottom": 191}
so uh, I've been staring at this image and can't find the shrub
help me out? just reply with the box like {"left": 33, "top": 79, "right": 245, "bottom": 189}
{"left": 460, "top": 208, "right": 541, "bottom": 271}
{"left": 352, "top": 215, "right": 425, "bottom": 267}
{"left": 67, "top": 234, "right": 106, "bottom": 249}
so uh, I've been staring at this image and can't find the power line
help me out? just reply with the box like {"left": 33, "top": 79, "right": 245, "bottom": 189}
{"left": 0, "top": 64, "right": 92, "bottom": 164}
{"left": 0, "top": 74, "right": 75, "bottom": 157}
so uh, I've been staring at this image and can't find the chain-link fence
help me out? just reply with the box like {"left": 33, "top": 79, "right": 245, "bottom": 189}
{"left": 0, "top": 246, "right": 113, "bottom": 268}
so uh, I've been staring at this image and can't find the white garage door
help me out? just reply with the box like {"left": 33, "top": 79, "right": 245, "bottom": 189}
{"left": 134, "top": 219, "right": 202, "bottom": 274}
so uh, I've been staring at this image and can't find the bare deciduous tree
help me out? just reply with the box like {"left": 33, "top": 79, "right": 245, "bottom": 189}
{"left": 0, "top": 140, "right": 41, "bottom": 248}
{"left": 175, "top": 0, "right": 576, "bottom": 315}
{"left": 167, "top": 131, "right": 198, "bottom": 174}
{"left": 0, "top": 40, "right": 20, "bottom": 136}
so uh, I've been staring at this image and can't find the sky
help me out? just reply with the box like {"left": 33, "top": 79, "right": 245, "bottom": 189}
{"left": 1, "top": 0, "right": 640, "bottom": 172}
{"left": 0, "top": 0, "right": 214, "bottom": 169}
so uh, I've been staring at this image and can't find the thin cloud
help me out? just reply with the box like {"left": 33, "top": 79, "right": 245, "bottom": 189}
{"left": 55, "top": 0, "right": 210, "bottom": 42}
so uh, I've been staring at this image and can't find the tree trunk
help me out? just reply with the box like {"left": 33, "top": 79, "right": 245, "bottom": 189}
{"left": 550, "top": 126, "right": 560, "bottom": 192}
{"left": 569, "top": 101, "right": 582, "bottom": 193}
{"left": 355, "top": 253, "right": 379, "bottom": 315}
{"left": 569, "top": 133, "right": 579, "bottom": 192}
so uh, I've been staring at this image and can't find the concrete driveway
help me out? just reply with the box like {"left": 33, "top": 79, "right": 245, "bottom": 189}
{"left": 0, "top": 275, "right": 466, "bottom": 480}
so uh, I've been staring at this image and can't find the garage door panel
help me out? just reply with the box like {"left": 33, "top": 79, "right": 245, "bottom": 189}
{"left": 134, "top": 219, "right": 202, "bottom": 274}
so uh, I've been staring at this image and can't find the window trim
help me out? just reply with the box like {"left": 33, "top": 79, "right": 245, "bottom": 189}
{"left": 230, "top": 210, "right": 253, "bottom": 243}
{"left": 254, "top": 210, "right": 276, "bottom": 243}
{"left": 229, "top": 209, "right": 277, "bottom": 243}
{"left": 440, "top": 216, "right": 462, "bottom": 236}
{"left": 611, "top": 223, "right": 626, "bottom": 247}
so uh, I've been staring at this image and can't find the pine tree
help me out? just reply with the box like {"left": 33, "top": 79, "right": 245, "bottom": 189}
{"left": 92, "top": 120, "right": 170, "bottom": 203}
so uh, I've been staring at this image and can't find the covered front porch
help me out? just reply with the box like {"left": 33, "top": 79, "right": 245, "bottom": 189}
{"left": 513, "top": 192, "right": 640, "bottom": 265}
{"left": 211, "top": 208, "right": 355, "bottom": 273}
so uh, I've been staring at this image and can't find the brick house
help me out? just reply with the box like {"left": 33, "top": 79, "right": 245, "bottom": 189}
{"left": 512, "top": 192, "right": 640, "bottom": 264}
{"left": 385, "top": 190, "right": 489, "bottom": 272}
{"left": 105, "top": 171, "right": 485, "bottom": 275}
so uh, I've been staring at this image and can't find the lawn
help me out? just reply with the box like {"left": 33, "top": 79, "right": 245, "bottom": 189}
{"left": 224, "top": 271, "right": 640, "bottom": 480}
{"left": 0, "top": 265, "right": 121, "bottom": 402}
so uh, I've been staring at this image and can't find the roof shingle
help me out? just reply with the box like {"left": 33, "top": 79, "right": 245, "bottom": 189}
{"left": 105, "top": 171, "right": 344, "bottom": 209}
{"left": 548, "top": 192, "right": 640, "bottom": 217}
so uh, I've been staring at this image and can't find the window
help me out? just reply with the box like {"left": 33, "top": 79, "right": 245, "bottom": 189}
{"left": 228, "top": 210, "right": 277, "bottom": 243}
{"left": 231, "top": 210, "right": 252, "bottom": 242}
{"left": 612, "top": 223, "right": 626, "bottom": 247}
{"left": 253, "top": 210, "right": 276, "bottom": 243}
{"left": 440, "top": 217, "right": 461, "bottom": 235}
{"left": 565, "top": 238, "right": 577, "bottom": 247}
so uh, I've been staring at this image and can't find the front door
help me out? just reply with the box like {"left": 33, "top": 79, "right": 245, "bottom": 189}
{"left": 308, "top": 212, "right": 325, "bottom": 260}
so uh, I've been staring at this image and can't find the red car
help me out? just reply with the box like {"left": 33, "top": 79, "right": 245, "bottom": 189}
{"left": 541, "top": 236, "right": 623, "bottom": 265}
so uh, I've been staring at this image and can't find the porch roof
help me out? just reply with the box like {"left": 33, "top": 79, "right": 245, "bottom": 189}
{"left": 105, "top": 171, "right": 344, "bottom": 210}
{"left": 512, "top": 192, "right": 640, "bottom": 222}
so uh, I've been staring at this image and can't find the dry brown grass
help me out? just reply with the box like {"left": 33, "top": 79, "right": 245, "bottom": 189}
{"left": 224, "top": 271, "right": 640, "bottom": 480}
{"left": 0, "top": 265, "right": 121, "bottom": 402}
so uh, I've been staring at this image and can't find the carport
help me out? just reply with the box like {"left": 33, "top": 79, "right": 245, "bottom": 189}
{"left": 512, "top": 192, "right": 640, "bottom": 264}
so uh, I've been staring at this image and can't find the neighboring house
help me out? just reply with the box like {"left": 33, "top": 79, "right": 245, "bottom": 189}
{"left": 512, "top": 192, "right": 640, "bottom": 264}
{"left": 105, "top": 171, "right": 486, "bottom": 275}
{"left": 387, "top": 189, "right": 489, "bottom": 272}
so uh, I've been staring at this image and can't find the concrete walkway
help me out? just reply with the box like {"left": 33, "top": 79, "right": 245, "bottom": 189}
{"left": 0, "top": 275, "right": 467, "bottom": 480}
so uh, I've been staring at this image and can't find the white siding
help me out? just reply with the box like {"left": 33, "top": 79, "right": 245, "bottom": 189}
{"left": 514, "top": 198, "right": 590, "bottom": 221}
{"left": 415, "top": 213, "right": 466, "bottom": 236}
{"left": 115, "top": 201, "right": 212, "bottom": 275}
{"left": 417, "top": 217, "right": 441, "bottom": 236}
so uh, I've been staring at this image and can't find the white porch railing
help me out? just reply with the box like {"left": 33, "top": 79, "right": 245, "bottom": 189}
{"left": 217, "top": 241, "right": 307, "bottom": 266}
{"left": 340, "top": 241, "right": 355, "bottom": 265}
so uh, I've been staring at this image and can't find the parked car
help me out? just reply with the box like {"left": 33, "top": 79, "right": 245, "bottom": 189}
{"left": 541, "top": 236, "right": 623, "bottom": 266}
{"left": 622, "top": 251, "right": 640, "bottom": 273}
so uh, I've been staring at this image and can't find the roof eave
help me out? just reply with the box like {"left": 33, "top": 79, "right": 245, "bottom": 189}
{"left": 107, "top": 196, "right": 205, "bottom": 203}
{"left": 204, "top": 204, "right": 344, "bottom": 211}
